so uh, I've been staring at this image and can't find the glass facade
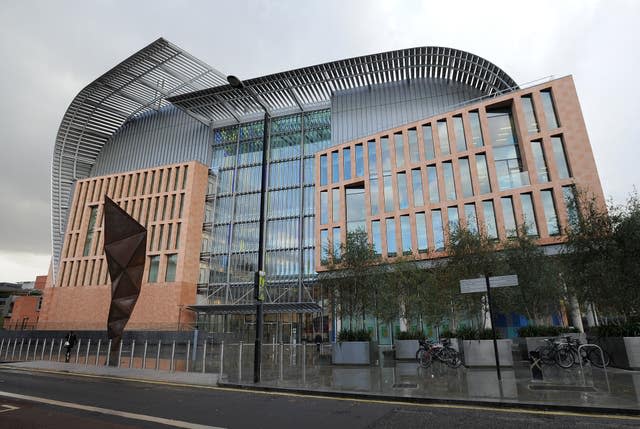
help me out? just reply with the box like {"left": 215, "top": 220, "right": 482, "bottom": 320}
{"left": 541, "top": 89, "right": 559, "bottom": 129}
{"left": 394, "top": 133, "right": 404, "bottom": 168}
{"left": 355, "top": 143, "right": 364, "bottom": 177}
{"left": 346, "top": 187, "right": 366, "bottom": 232}
{"left": 541, "top": 189, "right": 560, "bottom": 235}
{"left": 331, "top": 151, "right": 339, "bottom": 183}
{"left": 416, "top": 212, "right": 428, "bottom": 253}
{"left": 475, "top": 154, "right": 491, "bottom": 194}
{"left": 453, "top": 116, "right": 467, "bottom": 151}
{"left": 531, "top": 140, "right": 550, "bottom": 182}
{"left": 431, "top": 209, "right": 444, "bottom": 251}
{"left": 427, "top": 165, "right": 439, "bottom": 203}
{"left": 483, "top": 200, "right": 498, "bottom": 239}
{"left": 501, "top": 196, "right": 517, "bottom": 237}
{"left": 368, "top": 140, "right": 377, "bottom": 178}
{"left": 438, "top": 120, "right": 450, "bottom": 155}
{"left": 520, "top": 193, "right": 539, "bottom": 236}
{"left": 469, "top": 111, "right": 484, "bottom": 147}
{"left": 343, "top": 147, "right": 351, "bottom": 180}
{"left": 381, "top": 136, "right": 391, "bottom": 173}
{"left": 443, "top": 161, "right": 456, "bottom": 200}
{"left": 448, "top": 206, "right": 459, "bottom": 233}
{"left": 408, "top": 128, "right": 419, "bottom": 163}
{"left": 563, "top": 185, "right": 578, "bottom": 227}
{"left": 521, "top": 95, "right": 539, "bottom": 133}
{"left": 371, "top": 220, "right": 382, "bottom": 255}
{"left": 369, "top": 178, "right": 379, "bottom": 216}
{"left": 459, "top": 157, "right": 474, "bottom": 198}
{"left": 386, "top": 217, "right": 397, "bottom": 256}
{"left": 332, "top": 188, "right": 340, "bottom": 222}
{"left": 400, "top": 215, "right": 412, "bottom": 255}
{"left": 487, "top": 106, "right": 529, "bottom": 190}
{"left": 383, "top": 174, "right": 394, "bottom": 212}
{"left": 397, "top": 172, "right": 409, "bottom": 209}
{"left": 551, "top": 136, "right": 571, "bottom": 179}
{"left": 464, "top": 203, "right": 478, "bottom": 233}
{"left": 411, "top": 169, "right": 424, "bottom": 207}
{"left": 422, "top": 124, "right": 435, "bottom": 159}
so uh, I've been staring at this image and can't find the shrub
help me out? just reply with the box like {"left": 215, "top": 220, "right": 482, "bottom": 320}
{"left": 439, "top": 330, "right": 456, "bottom": 339}
{"left": 337, "top": 328, "right": 372, "bottom": 342}
{"left": 517, "top": 325, "right": 579, "bottom": 337}
{"left": 592, "top": 321, "right": 640, "bottom": 338}
{"left": 395, "top": 330, "right": 424, "bottom": 340}
{"left": 444, "top": 326, "right": 502, "bottom": 340}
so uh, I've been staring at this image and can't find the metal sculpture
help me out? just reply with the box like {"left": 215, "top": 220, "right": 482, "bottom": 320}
{"left": 103, "top": 196, "right": 147, "bottom": 366}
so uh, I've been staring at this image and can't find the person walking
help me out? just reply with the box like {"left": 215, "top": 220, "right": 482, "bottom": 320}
{"left": 64, "top": 331, "right": 77, "bottom": 362}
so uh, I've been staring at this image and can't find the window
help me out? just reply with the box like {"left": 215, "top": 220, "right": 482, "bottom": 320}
{"left": 148, "top": 256, "right": 160, "bottom": 283}
{"left": 551, "top": 136, "right": 571, "bottom": 179}
{"left": 437, "top": 120, "right": 450, "bottom": 155}
{"left": 381, "top": 136, "right": 391, "bottom": 173}
{"left": 487, "top": 106, "right": 529, "bottom": 190}
{"left": 343, "top": 147, "right": 351, "bottom": 180}
{"left": 165, "top": 254, "right": 177, "bottom": 282}
{"left": 443, "top": 161, "right": 456, "bottom": 200}
{"left": 459, "top": 157, "right": 474, "bottom": 198}
{"left": 320, "top": 229, "right": 329, "bottom": 263}
{"left": 501, "top": 197, "right": 517, "bottom": 238}
{"left": 521, "top": 95, "right": 539, "bottom": 133}
{"left": 464, "top": 203, "right": 478, "bottom": 233}
{"left": 383, "top": 174, "right": 394, "bottom": 212}
{"left": 320, "top": 155, "right": 328, "bottom": 186}
{"left": 541, "top": 89, "right": 559, "bottom": 129}
{"left": 408, "top": 128, "right": 419, "bottom": 163}
{"left": 182, "top": 166, "right": 189, "bottom": 189}
{"left": 320, "top": 191, "right": 328, "bottom": 224}
{"left": 422, "top": 124, "right": 435, "bottom": 159}
{"left": 469, "top": 111, "right": 484, "bottom": 147}
{"left": 563, "top": 185, "right": 579, "bottom": 227}
{"left": 175, "top": 223, "right": 181, "bottom": 249}
{"left": 332, "top": 188, "right": 340, "bottom": 222}
{"left": 386, "top": 218, "right": 397, "bottom": 256}
{"left": 541, "top": 189, "right": 560, "bottom": 236}
{"left": 400, "top": 215, "right": 412, "bottom": 255}
{"left": 368, "top": 140, "right": 377, "bottom": 178}
{"left": 370, "top": 178, "right": 379, "bottom": 216}
{"left": 331, "top": 151, "right": 339, "bottom": 183}
{"left": 427, "top": 166, "right": 439, "bottom": 203}
{"left": 475, "top": 154, "right": 491, "bottom": 194}
{"left": 520, "top": 193, "right": 539, "bottom": 236}
{"left": 453, "top": 116, "right": 467, "bottom": 151}
{"left": 83, "top": 206, "right": 98, "bottom": 256}
{"left": 448, "top": 206, "right": 459, "bottom": 233}
{"left": 394, "top": 133, "right": 404, "bottom": 168}
{"left": 397, "top": 172, "right": 409, "bottom": 209}
{"left": 416, "top": 212, "right": 428, "bottom": 253}
{"left": 483, "top": 200, "right": 498, "bottom": 239}
{"left": 411, "top": 169, "right": 424, "bottom": 207}
{"left": 355, "top": 143, "right": 364, "bottom": 177}
{"left": 431, "top": 209, "right": 444, "bottom": 251}
{"left": 332, "top": 227, "right": 341, "bottom": 259}
{"left": 371, "top": 221, "right": 382, "bottom": 255}
{"left": 531, "top": 140, "right": 550, "bottom": 182}
{"left": 346, "top": 186, "right": 366, "bottom": 232}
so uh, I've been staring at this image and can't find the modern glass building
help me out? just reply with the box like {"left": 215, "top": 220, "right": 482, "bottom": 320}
{"left": 41, "top": 38, "right": 603, "bottom": 341}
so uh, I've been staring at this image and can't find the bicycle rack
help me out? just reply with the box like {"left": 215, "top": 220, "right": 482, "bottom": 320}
{"left": 577, "top": 344, "right": 610, "bottom": 392}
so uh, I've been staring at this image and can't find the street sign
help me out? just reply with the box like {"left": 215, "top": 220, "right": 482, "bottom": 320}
{"left": 460, "top": 274, "right": 518, "bottom": 294}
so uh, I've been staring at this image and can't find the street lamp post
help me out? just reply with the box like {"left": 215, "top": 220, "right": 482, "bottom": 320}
{"left": 227, "top": 75, "right": 269, "bottom": 383}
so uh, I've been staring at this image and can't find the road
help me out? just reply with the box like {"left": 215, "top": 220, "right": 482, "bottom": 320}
{"left": 0, "top": 367, "right": 637, "bottom": 428}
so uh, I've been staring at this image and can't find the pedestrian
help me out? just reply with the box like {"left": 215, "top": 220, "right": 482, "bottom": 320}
{"left": 315, "top": 334, "right": 322, "bottom": 352}
{"left": 64, "top": 331, "right": 77, "bottom": 362}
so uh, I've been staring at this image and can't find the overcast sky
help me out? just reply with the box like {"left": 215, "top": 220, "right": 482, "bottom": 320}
{"left": 0, "top": 0, "right": 638, "bottom": 282}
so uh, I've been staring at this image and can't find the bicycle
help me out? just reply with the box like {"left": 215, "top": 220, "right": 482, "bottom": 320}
{"left": 558, "top": 335, "right": 610, "bottom": 368}
{"left": 416, "top": 339, "right": 463, "bottom": 368}
{"left": 536, "top": 338, "right": 574, "bottom": 368}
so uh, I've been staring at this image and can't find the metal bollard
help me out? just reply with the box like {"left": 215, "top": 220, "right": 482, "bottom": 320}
{"left": 117, "top": 341, "right": 123, "bottom": 368}
{"left": 142, "top": 341, "right": 148, "bottom": 369}
{"left": 303, "top": 342, "right": 306, "bottom": 383}
{"left": 0, "top": 339, "right": 4, "bottom": 357}
{"left": 155, "top": 340, "right": 161, "bottom": 371}
{"left": 170, "top": 341, "right": 176, "bottom": 372}
{"left": 3, "top": 339, "right": 9, "bottom": 360}
{"left": 130, "top": 340, "right": 136, "bottom": 369}
{"left": 25, "top": 339, "right": 31, "bottom": 361}
{"left": 57, "top": 339, "right": 63, "bottom": 362}
{"left": 75, "top": 339, "right": 82, "bottom": 364}
{"left": 219, "top": 341, "right": 224, "bottom": 378}
{"left": 18, "top": 339, "right": 24, "bottom": 360}
{"left": 201, "top": 339, "right": 207, "bottom": 374}
{"left": 106, "top": 340, "right": 112, "bottom": 366}
{"left": 279, "top": 342, "right": 284, "bottom": 380}
{"left": 95, "top": 340, "right": 102, "bottom": 366}
{"left": 238, "top": 341, "right": 243, "bottom": 381}
{"left": 85, "top": 340, "right": 91, "bottom": 365}
{"left": 186, "top": 340, "right": 191, "bottom": 373}
{"left": 41, "top": 339, "right": 47, "bottom": 361}
{"left": 49, "top": 338, "right": 55, "bottom": 361}
{"left": 12, "top": 339, "right": 18, "bottom": 360}
{"left": 33, "top": 339, "right": 39, "bottom": 360}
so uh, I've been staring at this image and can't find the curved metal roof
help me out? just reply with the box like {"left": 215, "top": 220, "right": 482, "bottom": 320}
{"left": 51, "top": 38, "right": 227, "bottom": 281}
{"left": 168, "top": 46, "right": 518, "bottom": 127}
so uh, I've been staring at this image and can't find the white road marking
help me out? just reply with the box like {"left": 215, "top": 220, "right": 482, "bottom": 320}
{"left": 0, "top": 404, "right": 19, "bottom": 413}
{"left": 0, "top": 390, "right": 224, "bottom": 429}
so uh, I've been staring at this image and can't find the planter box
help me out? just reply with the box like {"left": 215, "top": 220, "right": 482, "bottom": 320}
{"left": 519, "top": 333, "right": 587, "bottom": 360}
{"left": 394, "top": 340, "right": 419, "bottom": 360}
{"left": 462, "top": 339, "right": 513, "bottom": 367}
{"left": 599, "top": 337, "right": 640, "bottom": 370}
{"left": 332, "top": 341, "right": 371, "bottom": 365}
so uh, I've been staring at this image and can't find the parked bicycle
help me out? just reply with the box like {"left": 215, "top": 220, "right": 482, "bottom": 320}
{"left": 536, "top": 338, "right": 574, "bottom": 368}
{"left": 558, "top": 335, "right": 610, "bottom": 368}
{"left": 416, "top": 339, "right": 463, "bottom": 368}
{"left": 535, "top": 336, "right": 610, "bottom": 369}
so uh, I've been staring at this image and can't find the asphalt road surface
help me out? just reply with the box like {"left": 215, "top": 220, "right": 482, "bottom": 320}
{"left": 0, "top": 367, "right": 637, "bottom": 429}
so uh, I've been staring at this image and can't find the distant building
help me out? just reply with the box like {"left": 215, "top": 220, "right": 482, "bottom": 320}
{"left": 1, "top": 276, "right": 45, "bottom": 329}
{"left": 41, "top": 39, "right": 604, "bottom": 341}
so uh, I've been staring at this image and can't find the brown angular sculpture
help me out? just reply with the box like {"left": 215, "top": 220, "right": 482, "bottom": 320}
{"left": 103, "top": 196, "right": 147, "bottom": 366}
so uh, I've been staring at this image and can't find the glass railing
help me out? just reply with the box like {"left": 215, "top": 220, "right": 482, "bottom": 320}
{"left": 498, "top": 171, "right": 531, "bottom": 191}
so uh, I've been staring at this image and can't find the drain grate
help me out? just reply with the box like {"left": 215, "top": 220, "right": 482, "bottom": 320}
{"left": 528, "top": 384, "right": 597, "bottom": 392}
{"left": 393, "top": 383, "right": 418, "bottom": 389}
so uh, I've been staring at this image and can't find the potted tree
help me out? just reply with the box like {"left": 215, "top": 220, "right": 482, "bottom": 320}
{"left": 332, "top": 328, "right": 373, "bottom": 364}
{"left": 455, "top": 326, "right": 514, "bottom": 367}
{"left": 594, "top": 322, "right": 640, "bottom": 370}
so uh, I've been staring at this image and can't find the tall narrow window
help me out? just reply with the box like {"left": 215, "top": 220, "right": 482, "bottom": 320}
{"left": 438, "top": 120, "right": 450, "bottom": 155}
{"left": 459, "top": 157, "right": 474, "bottom": 198}
{"left": 394, "top": 133, "right": 404, "bottom": 168}
{"left": 332, "top": 188, "right": 340, "bottom": 222}
{"left": 165, "top": 254, "right": 177, "bottom": 282}
{"left": 408, "top": 128, "right": 419, "bottom": 163}
{"left": 397, "top": 172, "right": 409, "bottom": 209}
{"left": 411, "top": 169, "right": 424, "bottom": 207}
{"left": 464, "top": 203, "right": 478, "bottom": 233}
{"left": 469, "top": 111, "right": 484, "bottom": 147}
{"left": 381, "top": 136, "right": 391, "bottom": 173}
{"left": 487, "top": 106, "right": 529, "bottom": 190}
{"left": 332, "top": 227, "right": 341, "bottom": 259}
{"left": 447, "top": 206, "right": 459, "bottom": 233}
{"left": 343, "top": 147, "right": 351, "bottom": 180}
{"left": 541, "top": 189, "right": 560, "bottom": 236}
{"left": 346, "top": 186, "right": 366, "bottom": 232}
{"left": 355, "top": 143, "right": 364, "bottom": 177}
{"left": 443, "top": 162, "right": 456, "bottom": 200}
{"left": 320, "top": 191, "right": 328, "bottom": 224}
{"left": 331, "top": 151, "right": 339, "bottom": 183}
{"left": 551, "top": 136, "right": 571, "bottom": 179}
{"left": 83, "top": 206, "right": 98, "bottom": 256}
{"left": 175, "top": 223, "right": 181, "bottom": 249}
{"left": 501, "top": 197, "right": 517, "bottom": 238}
{"left": 400, "top": 215, "right": 412, "bottom": 255}
{"left": 541, "top": 89, "right": 559, "bottom": 129}
{"left": 368, "top": 140, "right": 377, "bottom": 178}
{"left": 370, "top": 178, "right": 379, "bottom": 216}
{"left": 531, "top": 140, "right": 550, "bottom": 182}
{"left": 371, "top": 220, "right": 382, "bottom": 255}
{"left": 483, "top": 200, "right": 498, "bottom": 239}
{"left": 422, "top": 124, "right": 435, "bottom": 159}
{"left": 386, "top": 218, "right": 397, "bottom": 256}
{"left": 416, "top": 212, "right": 428, "bottom": 253}
{"left": 520, "top": 193, "right": 539, "bottom": 236}
{"left": 182, "top": 166, "right": 188, "bottom": 189}
{"left": 320, "top": 155, "right": 328, "bottom": 186}
{"left": 453, "top": 116, "right": 467, "bottom": 151}
{"left": 427, "top": 166, "right": 439, "bottom": 203}
{"left": 521, "top": 95, "right": 539, "bottom": 133}
{"left": 431, "top": 209, "right": 444, "bottom": 251}
{"left": 148, "top": 255, "right": 160, "bottom": 283}
{"left": 320, "top": 229, "right": 329, "bottom": 262}
{"left": 475, "top": 154, "right": 491, "bottom": 194}
{"left": 563, "top": 185, "right": 579, "bottom": 227}
{"left": 383, "top": 174, "right": 394, "bottom": 212}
